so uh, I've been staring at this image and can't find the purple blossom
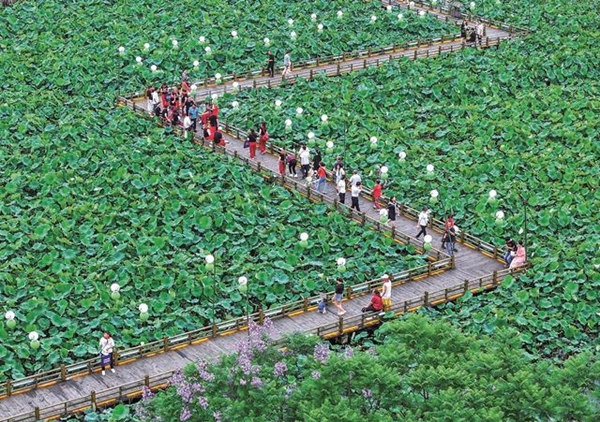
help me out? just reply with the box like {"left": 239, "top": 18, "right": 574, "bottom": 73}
{"left": 273, "top": 361, "right": 288, "bottom": 376}
{"left": 141, "top": 386, "right": 155, "bottom": 401}
{"left": 239, "top": 378, "right": 247, "bottom": 386}
{"left": 363, "top": 389, "right": 373, "bottom": 399}
{"left": 213, "top": 411, "right": 222, "bottom": 421}
{"left": 313, "top": 343, "right": 330, "bottom": 364}
{"left": 311, "top": 370, "right": 321, "bottom": 380}
{"left": 251, "top": 376, "right": 263, "bottom": 387}
{"left": 170, "top": 371, "right": 185, "bottom": 386}
{"left": 180, "top": 407, "right": 191, "bottom": 421}
{"left": 198, "top": 396, "right": 209, "bottom": 410}
{"left": 368, "top": 347, "right": 377, "bottom": 357}
{"left": 195, "top": 359, "right": 215, "bottom": 382}
{"left": 344, "top": 347, "right": 354, "bottom": 359}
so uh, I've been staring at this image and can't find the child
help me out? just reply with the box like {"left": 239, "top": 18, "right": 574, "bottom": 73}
{"left": 278, "top": 151, "right": 286, "bottom": 176}
{"left": 317, "top": 295, "right": 327, "bottom": 314}
{"left": 372, "top": 180, "right": 382, "bottom": 209}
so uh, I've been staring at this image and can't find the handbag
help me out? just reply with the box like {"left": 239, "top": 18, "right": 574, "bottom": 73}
{"left": 243, "top": 140, "right": 249, "bottom": 148}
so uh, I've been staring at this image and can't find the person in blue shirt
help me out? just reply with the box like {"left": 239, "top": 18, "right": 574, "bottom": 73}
{"left": 188, "top": 103, "right": 199, "bottom": 132}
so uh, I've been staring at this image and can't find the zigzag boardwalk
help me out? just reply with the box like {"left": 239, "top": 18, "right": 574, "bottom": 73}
{"left": 0, "top": 2, "right": 528, "bottom": 421}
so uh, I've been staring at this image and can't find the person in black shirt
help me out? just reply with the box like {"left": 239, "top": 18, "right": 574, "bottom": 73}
{"left": 387, "top": 197, "right": 397, "bottom": 226}
{"left": 461, "top": 20, "right": 467, "bottom": 39}
{"left": 333, "top": 278, "right": 346, "bottom": 316}
{"left": 313, "top": 148, "right": 322, "bottom": 171}
{"left": 266, "top": 51, "right": 275, "bottom": 77}
{"left": 209, "top": 113, "right": 218, "bottom": 128}
{"left": 213, "top": 130, "right": 223, "bottom": 146}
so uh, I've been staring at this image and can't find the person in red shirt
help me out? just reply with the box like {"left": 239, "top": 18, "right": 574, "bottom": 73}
{"left": 316, "top": 162, "right": 327, "bottom": 194}
{"left": 362, "top": 290, "right": 383, "bottom": 313}
{"left": 372, "top": 180, "right": 382, "bottom": 209}
{"left": 278, "top": 151, "right": 286, "bottom": 176}
{"left": 248, "top": 129, "right": 258, "bottom": 159}
{"left": 441, "top": 214, "right": 455, "bottom": 250}
{"left": 258, "top": 122, "right": 269, "bottom": 154}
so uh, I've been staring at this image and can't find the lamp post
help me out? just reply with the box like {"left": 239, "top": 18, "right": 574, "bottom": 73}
{"left": 205, "top": 254, "right": 216, "bottom": 327}
{"left": 238, "top": 276, "right": 249, "bottom": 335}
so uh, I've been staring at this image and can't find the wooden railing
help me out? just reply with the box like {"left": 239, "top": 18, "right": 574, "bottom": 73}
{"left": 0, "top": 265, "right": 527, "bottom": 422}
{"left": 217, "top": 121, "right": 505, "bottom": 261}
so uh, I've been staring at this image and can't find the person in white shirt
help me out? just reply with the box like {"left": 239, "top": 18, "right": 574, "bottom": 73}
{"left": 337, "top": 175, "right": 347, "bottom": 204}
{"left": 381, "top": 274, "right": 392, "bottom": 311}
{"left": 282, "top": 52, "right": 292, "bottom": 79}
{"left": 151, "top": 89, "right": 160, "bottom": 116}
{"left": 334, "top": 164, "right": 346, "bottom": 184}
{"left": 476, "top": 23, "right": 484, "bottom": 44}
{"left": 298, "top": 144, "right": 310, "bottom": 179}
{"left": 183, "top": 115, "right": 192, "bottom": 135}
{"left": 351, "top": 182, "right": 361, "bottom": 211}
{"left": 99, "top": 332, "right": 116, "bottom": 375}
{"left": 349, "top": 170, "right": 361, "bottom": 187}
{"left": 416, "top": 208, "right": 431, "bottom": 239}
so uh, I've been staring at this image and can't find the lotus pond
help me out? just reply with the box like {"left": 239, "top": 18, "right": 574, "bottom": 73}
{"left": 218, "top": 0, "right": 600, "bottom": 358}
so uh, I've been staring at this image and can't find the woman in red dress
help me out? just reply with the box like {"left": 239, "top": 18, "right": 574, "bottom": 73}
{"left": 258, "top": 122, "right": 269, "bottom": 154}
{"left": 248, "top": 129, "right": 258, "bottom": 159}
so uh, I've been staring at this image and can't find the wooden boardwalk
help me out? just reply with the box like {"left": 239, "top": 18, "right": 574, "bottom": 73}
{"left": 0, "top": 2, "right": 528, "bottom": 421}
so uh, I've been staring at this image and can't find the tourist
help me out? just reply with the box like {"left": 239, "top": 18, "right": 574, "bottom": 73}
{"left": 333, "top": 278, "right": 346, "bottom": 316}
{"left": 441, "top": 214, "right": 455, "bottom": 249}
{"left": 504, "top": 238, "right": 517, "bottom": 266}
{"left": 181, "top": 70, "right": 190, "bottom": 92}
{"left": 509, "top": 242, "right": 527, "bottom": 269}
{"left": 334, "top": 163, "right": 345, "bottom": 185}
{"left": 317, "top": 296, "right": 327, "bottom": 314}
{"left": 349, "top": 169, "right": 361, "bottom": 187}
{"left": 213, "top": 129, "right": 224, "bottom": 146}
{"left": 313, "top": 148, "right": 322, "bottom": 171}
{"left": 461, "top": 20, "right": 468, "bottom": 39}
{"left": 151, "top": 88, "right": 161, "bottom": 117}
{"left": 415, "top": 207, "right": 431, "bottom": 239}
{"left": 146, "top": 86, "right": 154, "bottom": 114}
{"left": 189, "top": 103, "right": 199, "bottom": 132}
{"left": 361, "top": 289, "right": 383, "bottom": 313}
{"left": 298, "top": 144, "right": 310, "bottom": 178}
{"left": 286, "top": 151, "right": 297, "bottom": 177}
{"left": 316, "top": 161, "right": 327, "bottom": 194}
{"left": 248, "top": 129, "right": 258, "bottom": 159}
{"left": 258, "top": 122, "right": 269, "bottom": 154}
{"left": 282, "top": 51, "right": 292, "bottom": 79}
{"left": 445, "top": 227, "right": 456, "bottom": 256}
{"left": 477, "top": 22, "right": 484, "bottom": 45}
{"left": 337, "top": 175, "right": 346, "bottom": 204}
{"left": 372, "top": 180, "right": 382, "bottom": 209}
{"left": 266, "top": 51, "right": 275, "bottom": 77}
{"left": 183, "top": 113, "right": 192, "bottom": 134}
{"left": 99, "top": 332, "right": 115, "bottom": 376}
{"left": 387, "top": 197, "right": 397, "bottom": 226}
{"left": 351, "top": 181, "right": 361, "bottom": 211}
{"left": 333, "top": 156, "right": 344, "bottom": 171}
{"left": 381, "top": 275, "right": 392, "bottom": 311}
{"left": 278, "top": 151, "right": 286, "bottom": 176}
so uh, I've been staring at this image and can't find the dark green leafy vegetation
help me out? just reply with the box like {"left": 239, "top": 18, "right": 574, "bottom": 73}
{"left": 75, "top": 315, "right": 600, "bottom": 421}
{"left": 0, "top": 0, "right": 437, "bottom": 380}
{"left": 220, "top": 0, "right": 600, "bottom": 359}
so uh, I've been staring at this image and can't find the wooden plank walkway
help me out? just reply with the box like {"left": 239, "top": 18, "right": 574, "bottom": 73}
{"left": 0, "top": 2, "right": 527, "bottom": 420}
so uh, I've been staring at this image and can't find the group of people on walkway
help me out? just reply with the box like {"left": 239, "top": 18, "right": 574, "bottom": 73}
{"left": 319, "top": 275, "right": 392, "bottom": 316}
{"left": 461, "top": 20, "right": 485, "bottom": 44}
{"left": 504, "top": 238, "right": 527, "bottom": 269}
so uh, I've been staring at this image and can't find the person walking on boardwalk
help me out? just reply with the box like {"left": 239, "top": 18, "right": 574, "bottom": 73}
{"left": 313, "top": 148, "right": 322, "bottom": 172}
{"left": 181, "top": 69, "right": 191, "bottom": 92}
{"left": 266, "top": 51, "right": 275, "bottom": 77}
{"left": 381, "top": 275, "right": 392, "bottom": 311}
{"left": 337, "top": 175, "right": 346, "bottom": 204}
{"left": 349, "top": 169, "right": 361, "bottom": 187}
{"left": 372, "top": 180, "right": 382, "bottom": 209}
{"left": 298, "top": 143, "right": 310, "bottom": 178}
{"left": 99, "top": 332, "right": 115, "bottom": 376}
{"left": 278, "top": 151, "right": 286, "bottom": 177}
{"left": 351, "top": 181, "right": 362, "bottom": 211}
{"left": 461, "top": 20, "right": 468, "bottom": 39}
{"left": 476, "top": 22, "right": 485, "bottom": 45}
{"left": 189, "top": 103, "right": 199, "bottom": 132}
{"left": 387, "top": 197, "right": 397, "bottom": 227}
{"left": 248, "top": 129, "right": 258, "bottom": 159}
{"left": 333, "top": 278, "right": 346, "bottom": 316}
{"left": 286, "top": 151, "right": 297, "bottom": 177}
{"left": 258, "top": 122, "right": 269, "bottom": 154}
{"left": 415, "top": 207, "right": 431, "bottom": 239}
{"left": 282, "top": 51, "right": 292, "bottom": 79}
{"left": 441, "top": 214, "right": 455, "bottom": 250}
{"left": 316, "top": 161, "right": 328, "bottom": 194}
{"left": 361, "top": 289, "right": 383, "bottom": 313}
{"left": 334, "top": 163, "right": 345, "bottom": 185}
{"left": 445, "top": 227, "right": 457, "bottom": 256}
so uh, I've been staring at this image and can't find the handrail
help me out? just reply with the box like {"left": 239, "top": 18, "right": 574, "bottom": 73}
{"left": 0, "top": 265, "right": 528, "bottom": 422}
{"left": 0, "top": 103, "right": 452, "bottom": 399}
{"left": 218, "top": 120, "right": 505, "bottom": 260}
